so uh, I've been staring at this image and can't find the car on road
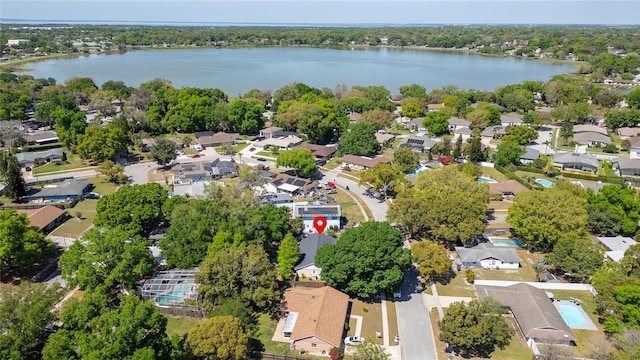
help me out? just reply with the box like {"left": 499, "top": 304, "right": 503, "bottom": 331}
{"left": 191, "top": 154, "right": 201, "bottom": 158}
{"left": 257, "top": 157, "right": 267, "bottom": 162}
{"left": 344, "top": 336, "right": 366, "bottom": 346}
{"left": 327, "top": 181, "right": 336, "bottom": 189}
{"left": 249, "top": 147, "right": 256, "bottom": 151}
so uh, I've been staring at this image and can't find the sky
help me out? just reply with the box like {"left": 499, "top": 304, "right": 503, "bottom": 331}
{"left": 1, "top": 0, "right": 639, "bottom": 25}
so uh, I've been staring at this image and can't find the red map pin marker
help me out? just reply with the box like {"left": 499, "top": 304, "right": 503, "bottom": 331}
{"left": 313, "top": 216, "right": 327, "bottom": 234}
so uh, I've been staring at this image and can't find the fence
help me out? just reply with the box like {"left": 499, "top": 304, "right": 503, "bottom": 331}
{"left": 0, "top": 201, "right": 74, "bottom": 211}
{"left": 25, "top": 176, "right": 74, "bottom": 185}
{"left": 288, "top": 280, "right": 326, "bottom": 288}
{"left": 156, "top": 306, "right": 205, "bottom": 318}
{"left": 249, "top": 352, "right": 306, "bottom": 360}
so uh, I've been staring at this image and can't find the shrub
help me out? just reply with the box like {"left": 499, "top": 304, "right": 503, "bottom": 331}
{"left": 465, "top": 269, "right": 476, "bottom": 284}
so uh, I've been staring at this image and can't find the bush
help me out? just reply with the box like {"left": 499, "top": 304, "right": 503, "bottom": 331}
{"left": 602, "top": 144, "right": 619, "bottom": 154}
{"left": 465, "top": 269, "right": 476, "bottom": 284}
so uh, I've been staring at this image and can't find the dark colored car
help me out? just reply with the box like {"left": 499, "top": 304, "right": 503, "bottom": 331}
{"left": 257, "top": 157, "right": 267, "bottom": 162}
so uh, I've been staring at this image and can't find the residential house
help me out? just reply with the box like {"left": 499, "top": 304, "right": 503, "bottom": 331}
{"left": 405, "top": 117, "right": 426, "bottom": 133}
{"left": 194, "top": 131, "right": 241, "bottom": 148}
{"left": 573, "top": 124, "right": 611, "bottom": 146}
{"left": 294, "top": 233, "right": 338, "bottom": 279}
{"left": 476, "top": 283, "right": 576, "bottom": 345}
{"left": 629, "top": 137, "right": 640, "bottom": 159}
{"left": 520, "top": 147, "right": 540, "bottom": 165}
{"left": 24, "top": 130, "right": 59, "bottom": 145}
{"left": 260, "top": 126, "right": 285, "bottom": 139}
{"left": 455, "top": 244, "right": 520, "bottom": 269}
{"left": 597, "top": 236, "right": 637, "bottom": 263}
{"left": 341, "top": 155, "right": 391, "bottom": 170}
{"left": 254, "top": 135, "right": 303, "bottom": 150}
{"left": 16, "top": 148, "right": 64, "bottom": 168}
{"left": 172, "top": 162, "right": 212, "bottom": 184}
{"left": 297, "top": 143, "right": 337, "bottom": 160}
{"left": 27, "top": 179, "right": 90, "bottom": 203}
{"left": 482, "top": 125, "right": 507, "bottom": 140}
{"left": 268, "top": 173, "right": 318, "bottom": 195}
{"left": 281, "top": 286, "right": 349, "bottom": 356}
{"left": 210, "top": 159, "right": 238, "bottom": 178}
{"left": 613, "top": 157, "right": 640, "bottom": 177}
{"left": 500, "top": 113, "right": 524, "bottom": 127}
{"left": 293, "top": 203, "right": 341, "bottom": 232}
{"left": 398, "top": 136, "right": 438, "bottom": 153}
{"left": 390, "top": 94, "right": 402, "bottom": 106}
{"left": 172, "top": 182, "right": 210, "bottom": 198}
{"left": 17, "top": 205, "right": 66, "bottom": 233}
{"left": 553, "top": 152, "right": 598, "bottom": 173}
{"left": 140, "top": 138, "right": 156, "bottom": 152}
{"left": 617, "top": 127, "right": 640, "bottom": 139}
{"left": 375, "top": 132, "right": 396, "bottom": 146}
{"left": 427, "top": 103, "right": 445, "bottom": 112}
{"left": 448, "top": 117, "right": 471, "bottom": 132}
{"left": 488, "top": 180, "right": 529, "bottom": 200}
{"left": 453, "top": 127, "right": 473, "bottom": 140}
{"left": 260, "top": 193, "right": 293, "bottom": 206}
{"left": 348, "top": 112, "right": 362, "bottom": 123}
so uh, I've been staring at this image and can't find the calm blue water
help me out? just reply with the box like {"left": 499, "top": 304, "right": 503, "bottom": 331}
{"left": 155, "top": 283, "right": 192, "bottom": 305}
{"left": 21, "top": 47, "right": 576, "bottom": 95}
{"left": 535, "top": 178, "right": 556, "bottom": 188}
{"left": 476, "top": 177, "right": 498, "bottom": 183}
{"left": 490, "top": 238, "right": 525, "bottom": 247}
{"left": 556, "top": 303, "right": 587, "bottom": 327}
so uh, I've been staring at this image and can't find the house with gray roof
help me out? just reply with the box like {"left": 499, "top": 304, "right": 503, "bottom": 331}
{"left": 16, "top": 148, "right": 64, "bottom": 167}
{"left": 520, "top": 147, "right": 540, "bottom": 165}
{"left": 294, "top": 233, "right": 338, "bottom": 279}
{"left": 455, "top": 244, "right": 520, "bottom": 269}
{"left": 405, "top": 117, "right": 426, "bottom": 133}
{"left": 553, "top": 152, "right": 598, "bottom": 173}
{"left": 399, "top": 136, "right": 438, "bottom": 153}
{"left": 448, "top": 117, "right": 471, "bottom": 132}
{"left": 613, "top": 157, "right": 640, "bottom": 178}
{"left": 597, "top": 236, "right": 637, "bottom": 263}
{"left": 481, "top": 125, "right": 507, "bottom": 139}
{"left": 27, "top": 178, "right": 90, "bottom": 203}
{"left": 210, "top": 159, "right": 238, "bottom": 178}
{"left": 573, "top": 124, "right": 611, "bottom": 146}
{"left": 476, "top": 283, "right": 575, "bottom": 345}
{"left": 500, "top": 113, "right": 524, "bottom": 127}
{"left": 616, "top": 127, "right": 640, "bottom": 139}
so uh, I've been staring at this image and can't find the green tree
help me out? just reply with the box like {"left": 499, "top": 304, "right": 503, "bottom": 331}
{"left": 277, "top": 233, "right": 300, "bottom": 280}
{"left": 399, "top": 83, "right": 427, "bottom": 99}
{"left": 51, "top": 107, "right": 87, "bottom": 148}
{"left": 95, "top": 183, "right": 168, "bottom": 236}
{"left": 196, "top": 244, "right": 281, "bottom": 314}
{"left": 150, "top": 137, "right": 178, "bottom": 168}
{"left": 585, "top": 184, "right": 640, "bottom": 236}
{"left": 43, "top": 294, "right": 174, "bottom": 360}
{"left": 59, "top": 227, "right": 156, "bottom": 290}
{"left": 359, "top": 163, "right": 407, "bottom": 200}
{"left": 452, "top": 135, "right": 463, "bottom": 160}
{"left": 388, "top": 166, "right": 488, "bottom": 247}
{"left": 495, "top": 140, "right": 525, "bottom": 167}
{"left": 0, "top": 155, "right": 26, "bottom": 201}
{"left": 0, "top": 282, "right": 62, "bottom": 360}
{"left": 503, "top": 125, "right": 538, "bottom": 145}
{"left": 359, "top": 108, "right": 396, "bottom": 130}
{"left": 464, "top": 136, "right": 485, "bottom": 162}
{"left": 186, "top": 316, "right": 250, "bottom": 360}
{"left": 76, "top": 124, "right": 128, "bottom": 162}
{"left": 411, "top": 241, "right": 453, "bottom": 283}
{"left": 97, "top": 160, "right": 129, "bottom": 184}
{"left": 422, "top": 111, "right": 449, "bottom": 136}
{"left": 438, "top": 299, "right": 514, "bottom": 358}
{"left": 0, "top": 209, "right": 54, "bottom": 272}
{"left": 351, "top": 342, "right": 391, "bottom": 360}
{"left": 549, "top": 236, "right": 603, "bottom": 281}
{"left": 315, "top": 222, "right": 411, "bottom": 299}
{"left": 627, "top": 88, "right": 640, "bottom": 109}
{"left": 604, "top": 109, "right": 640, "bottom": 131}
{"left": 228, "top": 98, "right": 265, "bottom": 134}
{"left": 401, "top": 101, "right": 424, "bottom": 119}
{"left": 339, "top": 122, "right": 380, "bottom": 156}
{"left": 393, "top": 146, "right": 420, "bottom": 173}
{"left": 507, "top": 186, "right": 589, "bottom": 252}
{"left": 276, "top": 148, "right": 317, "bottom": 177}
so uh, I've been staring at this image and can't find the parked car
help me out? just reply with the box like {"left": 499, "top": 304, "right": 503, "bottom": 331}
{"left": 249, "top": 147, "right": 256, "bottom": 151}
{"left": 344, "top": 336, "right": 366, "bottom": 346}
{"left": 257, "top": 157, "right": 267, "bottom": 162}
{"left": 191, "top": 154, "right": 201, "bottom": 158}
{"left": 327, "top": 181, "right": 337, "bottom": 189}
{"left": 84, "top": 192, "right": 101, "bottom": 199}
{"left": 327, "top": 189, "right": 337, "bottom": 194}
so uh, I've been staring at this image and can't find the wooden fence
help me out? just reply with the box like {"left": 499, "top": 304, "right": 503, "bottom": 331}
{"left": 249, "top": 352, "right": 306, "bottom": 360}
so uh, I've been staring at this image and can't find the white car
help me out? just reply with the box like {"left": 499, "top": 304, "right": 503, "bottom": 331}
{"left": 344, "top": 336, "right": 366, "bottom": 346}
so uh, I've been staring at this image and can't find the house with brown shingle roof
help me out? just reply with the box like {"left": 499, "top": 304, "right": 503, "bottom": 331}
{"left": 281, "top": 286, "right": 349, "bottom": 356}
{"left": 17, "top": 205, "right": 66, "bottom": 233}
{"left": 297, "top": 143, "right": 337, "bottom": 160}
{"left": 194, "top": 131, "right": 241, "bottom": 148}
{"left": 341, "top": 155, "right": 391, "bottom": 170}
{"left": 488, "top": 180, "right": 529, "bottom": 200}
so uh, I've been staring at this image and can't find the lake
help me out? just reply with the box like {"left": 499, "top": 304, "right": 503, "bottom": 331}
{"left": 22, "top": 47, "right": 576, "bottom": 95}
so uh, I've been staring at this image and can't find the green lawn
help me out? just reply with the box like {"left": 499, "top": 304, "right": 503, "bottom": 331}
{"left": 32, "top": 149, "right": 92, "bottom": 175}
{"left": 333, "top": 188, "right": 369, "bottom": 224}
{"left": 164, "top": 314, "right": 203, "bottom": 337}
{"left": 88, "top": 177, "right": 119, "bottom": 196}
{"left": 434, "top": 271, "right": 476, "bottom": 297}
{"left": 347, "top": 299, "right": 384, "bottom": 345}
{"left": 255, "top": 313, "right": 291, "bottom": 355}
{"left": 50, "top": 199, "right": 97, "bottom": 238}
{"left": 481, "top": 166, "right": 509, "bottom": 181}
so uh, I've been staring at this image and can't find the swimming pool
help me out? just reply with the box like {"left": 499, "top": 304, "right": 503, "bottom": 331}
{"left": 476, "top": 176, "right": 498, "bottom": 184}
{"left": 535, "top": 178, "right": 555, "bottom": 188}
{"left": 155, "top": 283, "right": 192, "bottom": 305}
{"left": 554, "top": 301, "right": 598, "bottom": 330}
{"left": 489, "top": 238, "right": 525, "bottom": 247}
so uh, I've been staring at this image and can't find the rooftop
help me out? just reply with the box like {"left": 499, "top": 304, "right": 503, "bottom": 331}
{"left": 295, "top": 233, "right": 338, "bottom": 270}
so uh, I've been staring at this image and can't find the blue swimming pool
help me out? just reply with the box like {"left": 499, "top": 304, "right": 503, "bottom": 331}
{"left": 489, "top": 238, "right": 525, "bottom": 247}
{"left": 535, "top": 178, "right": 555, "bottom": 188}
{"left": 155, "top": 283, "right": 192, "bottom": 305}
{"left": 554, "top": 301, "right": 598, "bottom": 330}
{"left": 476, "top": 177, "right": 498, "bottom": 184}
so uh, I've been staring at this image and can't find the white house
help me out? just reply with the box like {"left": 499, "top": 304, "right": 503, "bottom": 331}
{"left": 455, "top": 244, "right": 520, "bottom": 269}
{"left": 293, "top": 203, "right": 341, "bottom": 233}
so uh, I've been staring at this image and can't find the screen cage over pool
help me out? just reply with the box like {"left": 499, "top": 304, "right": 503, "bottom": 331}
{"left": 140, "top": 269, "right": 200, "bottom": 309}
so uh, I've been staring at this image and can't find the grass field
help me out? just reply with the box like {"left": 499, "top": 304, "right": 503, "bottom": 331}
{"left": 333, "top": 189, "right": 367, "bottom": 224}
{"left": 347, "top": 299, "right": 384, "bottom": 345}
{"left": 481, "top": 166, "right": 509, "bottom": 181}
{"left": 164, "top": 314, "right": 203, "bottom": 337}
{"left": 32, "top": 150, "right": 93, "bottom": 175}
{"left": 255, "top": 313, "right": 292, "bottom": 355}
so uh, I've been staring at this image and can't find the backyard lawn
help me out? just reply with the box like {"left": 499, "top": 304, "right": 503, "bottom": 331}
{"left": 481, "top": 166, "right": 509, "bottom": 181}
{"left": 164, "top": 314, "right": 203, "bottom": 337}
{"left": 32, "top": 150, "right": 93, "bottom": 175}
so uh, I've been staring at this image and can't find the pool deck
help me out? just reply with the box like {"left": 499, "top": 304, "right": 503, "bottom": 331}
{"left": 553, "top": 299, "right": 598, "bottom": 330}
